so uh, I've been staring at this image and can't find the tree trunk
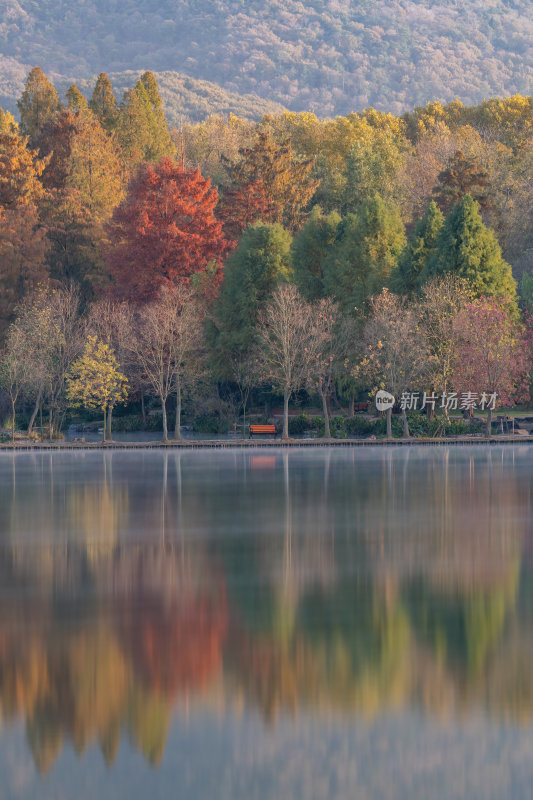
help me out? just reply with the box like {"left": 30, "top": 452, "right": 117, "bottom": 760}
{"left": 107, "top": 404, "right": 113, "bottom": 441}
{"left": 162, "top": 400, "right": 168, "bottom": 442}
{"left": 401, "top": 407, "right": 410, "bottom": 438}
{"left": 27, "top": 387, "right": 42, "bottom": 436}
{"left": 141, "top": 392, "right": 146, "bottom": 426}
{"left": 174, "top": 377, "right": 182, "bottom": 440}
{"left": 11, "top": 396, "right": 16, "bottom": 442}
{"left": 486, "top": 406, "right": 492, "bottom": 438}
{"left": 386, "top": 407, "right": 392, "bottom": 440}
{"left": 282, "top": 388, "right": 290, "bottom": 440}
{"left": 320, "top": 386, "right": 331, "bottom": 439}
{"left": 102, "top": 407, "right": 107, "bottom": 443}
{"left": 48, "top": 408, "right": 54, "bottom": 441}
{"left": 349, "top": 396, "right": 354, "bottom": 418}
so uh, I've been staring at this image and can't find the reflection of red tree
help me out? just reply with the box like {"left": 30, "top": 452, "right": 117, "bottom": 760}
{"left": 121, "top": 578, "right": 228, "bottom": 699}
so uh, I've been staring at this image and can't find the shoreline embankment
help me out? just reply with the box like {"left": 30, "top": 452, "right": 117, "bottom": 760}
{"left": 1, "top": 436, "right": 533, "bottom": 451}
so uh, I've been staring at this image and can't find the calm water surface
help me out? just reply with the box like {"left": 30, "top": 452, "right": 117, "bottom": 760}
{"left": 0, "top": 445, "right": 532, "bottom": 799}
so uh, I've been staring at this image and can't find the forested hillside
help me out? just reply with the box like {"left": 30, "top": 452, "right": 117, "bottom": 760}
{"left": 2, "top": 0, "right": 533, "bottom": 119}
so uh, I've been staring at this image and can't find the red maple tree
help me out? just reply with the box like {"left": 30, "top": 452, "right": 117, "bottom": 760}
{"left": 107, "top": 157, "right": 230, "bottom": 302}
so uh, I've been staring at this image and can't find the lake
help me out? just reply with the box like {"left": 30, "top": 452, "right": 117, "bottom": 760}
{"left": 0, "top": 445, "right": 532, "bottom": 799}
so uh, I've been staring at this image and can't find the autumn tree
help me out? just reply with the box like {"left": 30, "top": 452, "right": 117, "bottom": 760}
{"left": 67, "top": 110, "right": 124, "bottom": 222}
{"left": 324, "top": 194, "right": 405, "bottom": 314}
{"left": 17, "top": 67, "right": 61, "bottom": 145}
{"left": 43, "top": 285, "right": 85, "bottom": 439}
{"left": 422, "top": 194, "right": 517, "bottom": 305}
{"left": 8, "top": 286, "right": 60, "bottom": 435}
{"left": 40, "top": 189, "right": 108, "bottom": 298}
{"left": 306, "top": 297, "right": 339, "bottom": 438}
{"left": 420, "top": 274, "right": 473, "bottom": 416}
{"left": 0, "top": 131, "right": 46, "bottom": 208}
{"left": 178, "top": 114, "right": 255, "bottom": 186}
{"left": 38, "top": 109, "right": 78, "bottom": 190}
{"left": 67, "top": 335, "right": 128, "bottom": 442}
{"left": 216, "top": 179, "right": 271, "bottom": 244}
{"left": 356, "top": 290, "right": 429, "bottom": 438}
{"left": 87, "top": 298, "right": 133, "bottom": 439}
{"left": 0, "top": 206, "right": 49, "bottom": 335}
{"left": 256, "top": 284, "right": 322, "bottom": 439}
{"left": 66, "top": 85, "right": 88, "bottom": 112}
{"left": 452, "top": 298, "right": 531, "bottom": 436}
{"left": 116, "top": 74, "right": 174, "bottom": 168}
{"left": 0, "top": 108, "right": 17, "bottom": 134}
{"left": 129, "top": 285, "right": 204, "bottom": 441}
{"left": 107, "top": 158, "right": 229, "bottom": 302}
{"left": 291, "top": 206, "right": 341, "bottom": 301}
{"left": 392, "top": 201, "right": 444, "bottom": 296}
{"left": 223, "top": 129, "right": 318, "bottom": 230}
{"left": 343, "top": 126, "right": 406, "bottom": 213}
{"left": 138, "top": 71, "right": 174, "bottom": 161}
{"left": 90, "top": 73, "right": 119, "bottom": 133}
{"left": 0, "top": 323, "right": 30, "bottom": 440}
{"left": 433, "top": 150, "right": 490, "bottom": 214}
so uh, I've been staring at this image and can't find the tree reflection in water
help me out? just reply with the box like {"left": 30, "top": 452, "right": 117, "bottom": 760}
{"left": 0, "top": 446, "right": 531, "bottom": 771}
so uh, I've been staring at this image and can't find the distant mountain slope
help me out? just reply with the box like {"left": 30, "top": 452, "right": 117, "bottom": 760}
{"left": 78, "top": 71, "right": 286, "bottom": 125}
{"left": 0, "top": 61, "right": 285, "bottom": 124}
{"left": 2, "top": 0, "right": 533, "bottom": 117}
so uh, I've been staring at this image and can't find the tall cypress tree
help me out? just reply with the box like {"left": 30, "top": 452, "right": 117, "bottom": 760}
{"left": 211, "top": 221, "right": 292, "bottom": 377}
{"left": 291, "top": 206, "right": 341, "bottom": 301}
{"left": 66, "top": 85, "right": 88, "bottom": 112}
{"left": 90, "top": 73, "right": 119, "bottom": 132}
{"left": 137, "top": 72, "right": 174, "bottom": 162}
{"left": 116, "top": 75, "right": 174, "bottom": 167}
{"left": 422, "top": 194, "right": 517, "bottom": 303}
{"left": 17, "top": 67, "right": 61, "bottom": 145}
{"left": 324, "top": 194, "right": 405, "bottom": 313}
{"left": 116, "top": 86, "right": 152, "bottom": 167}
{"left": 392, "top": 201, "right": 444, "bottom": 295}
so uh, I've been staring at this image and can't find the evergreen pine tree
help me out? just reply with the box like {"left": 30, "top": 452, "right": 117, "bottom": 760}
{"left": 422, "top": 194, "right": 517, "bottom": 303}
{"left": 324, "top": 194, "right": 405, "bottom": 313}
{"left": 392, "top": 201, "right": 444, "bottom": 295}
{"left": 211, "top": 222, "right": 292, "bottom": 376}
{"left": 291, "top": 206, "right": 341, "bottom": 300}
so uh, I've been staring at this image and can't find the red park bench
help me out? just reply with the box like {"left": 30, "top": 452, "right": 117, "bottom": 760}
{"left": 249, "top": 424, "right": 278, "bottom": 438}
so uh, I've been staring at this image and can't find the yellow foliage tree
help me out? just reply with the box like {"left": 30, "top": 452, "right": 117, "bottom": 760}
{"left": 0, "top": 131, "right": 46, "bottom": 209}
{"left": 67, "top": 335, "right": 128, "bottom": 442}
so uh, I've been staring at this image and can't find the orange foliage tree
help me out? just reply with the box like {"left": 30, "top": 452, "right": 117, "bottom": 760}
{"left": 106, "top": 157, "right": 230, "bottom": 302}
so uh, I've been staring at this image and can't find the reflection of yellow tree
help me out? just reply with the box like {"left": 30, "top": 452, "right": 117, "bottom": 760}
{"left": 67, "top": 480, "right": 129, "bottom": 564}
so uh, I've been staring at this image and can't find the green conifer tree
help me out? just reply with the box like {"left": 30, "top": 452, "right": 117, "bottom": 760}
{"left": 324, "top": 194, "right": 406, "bottom": 313}
{"left": 392, "top": 201, "right": 444, "bottom": 295}
{"left": 211, "top": 221, "right": 292, "bottom": 377}
{"left": 291, "top": 206, "right": 341, "bottom": 301}
{"left": 422, "top": 194, "right": 517, "bottom": 303}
